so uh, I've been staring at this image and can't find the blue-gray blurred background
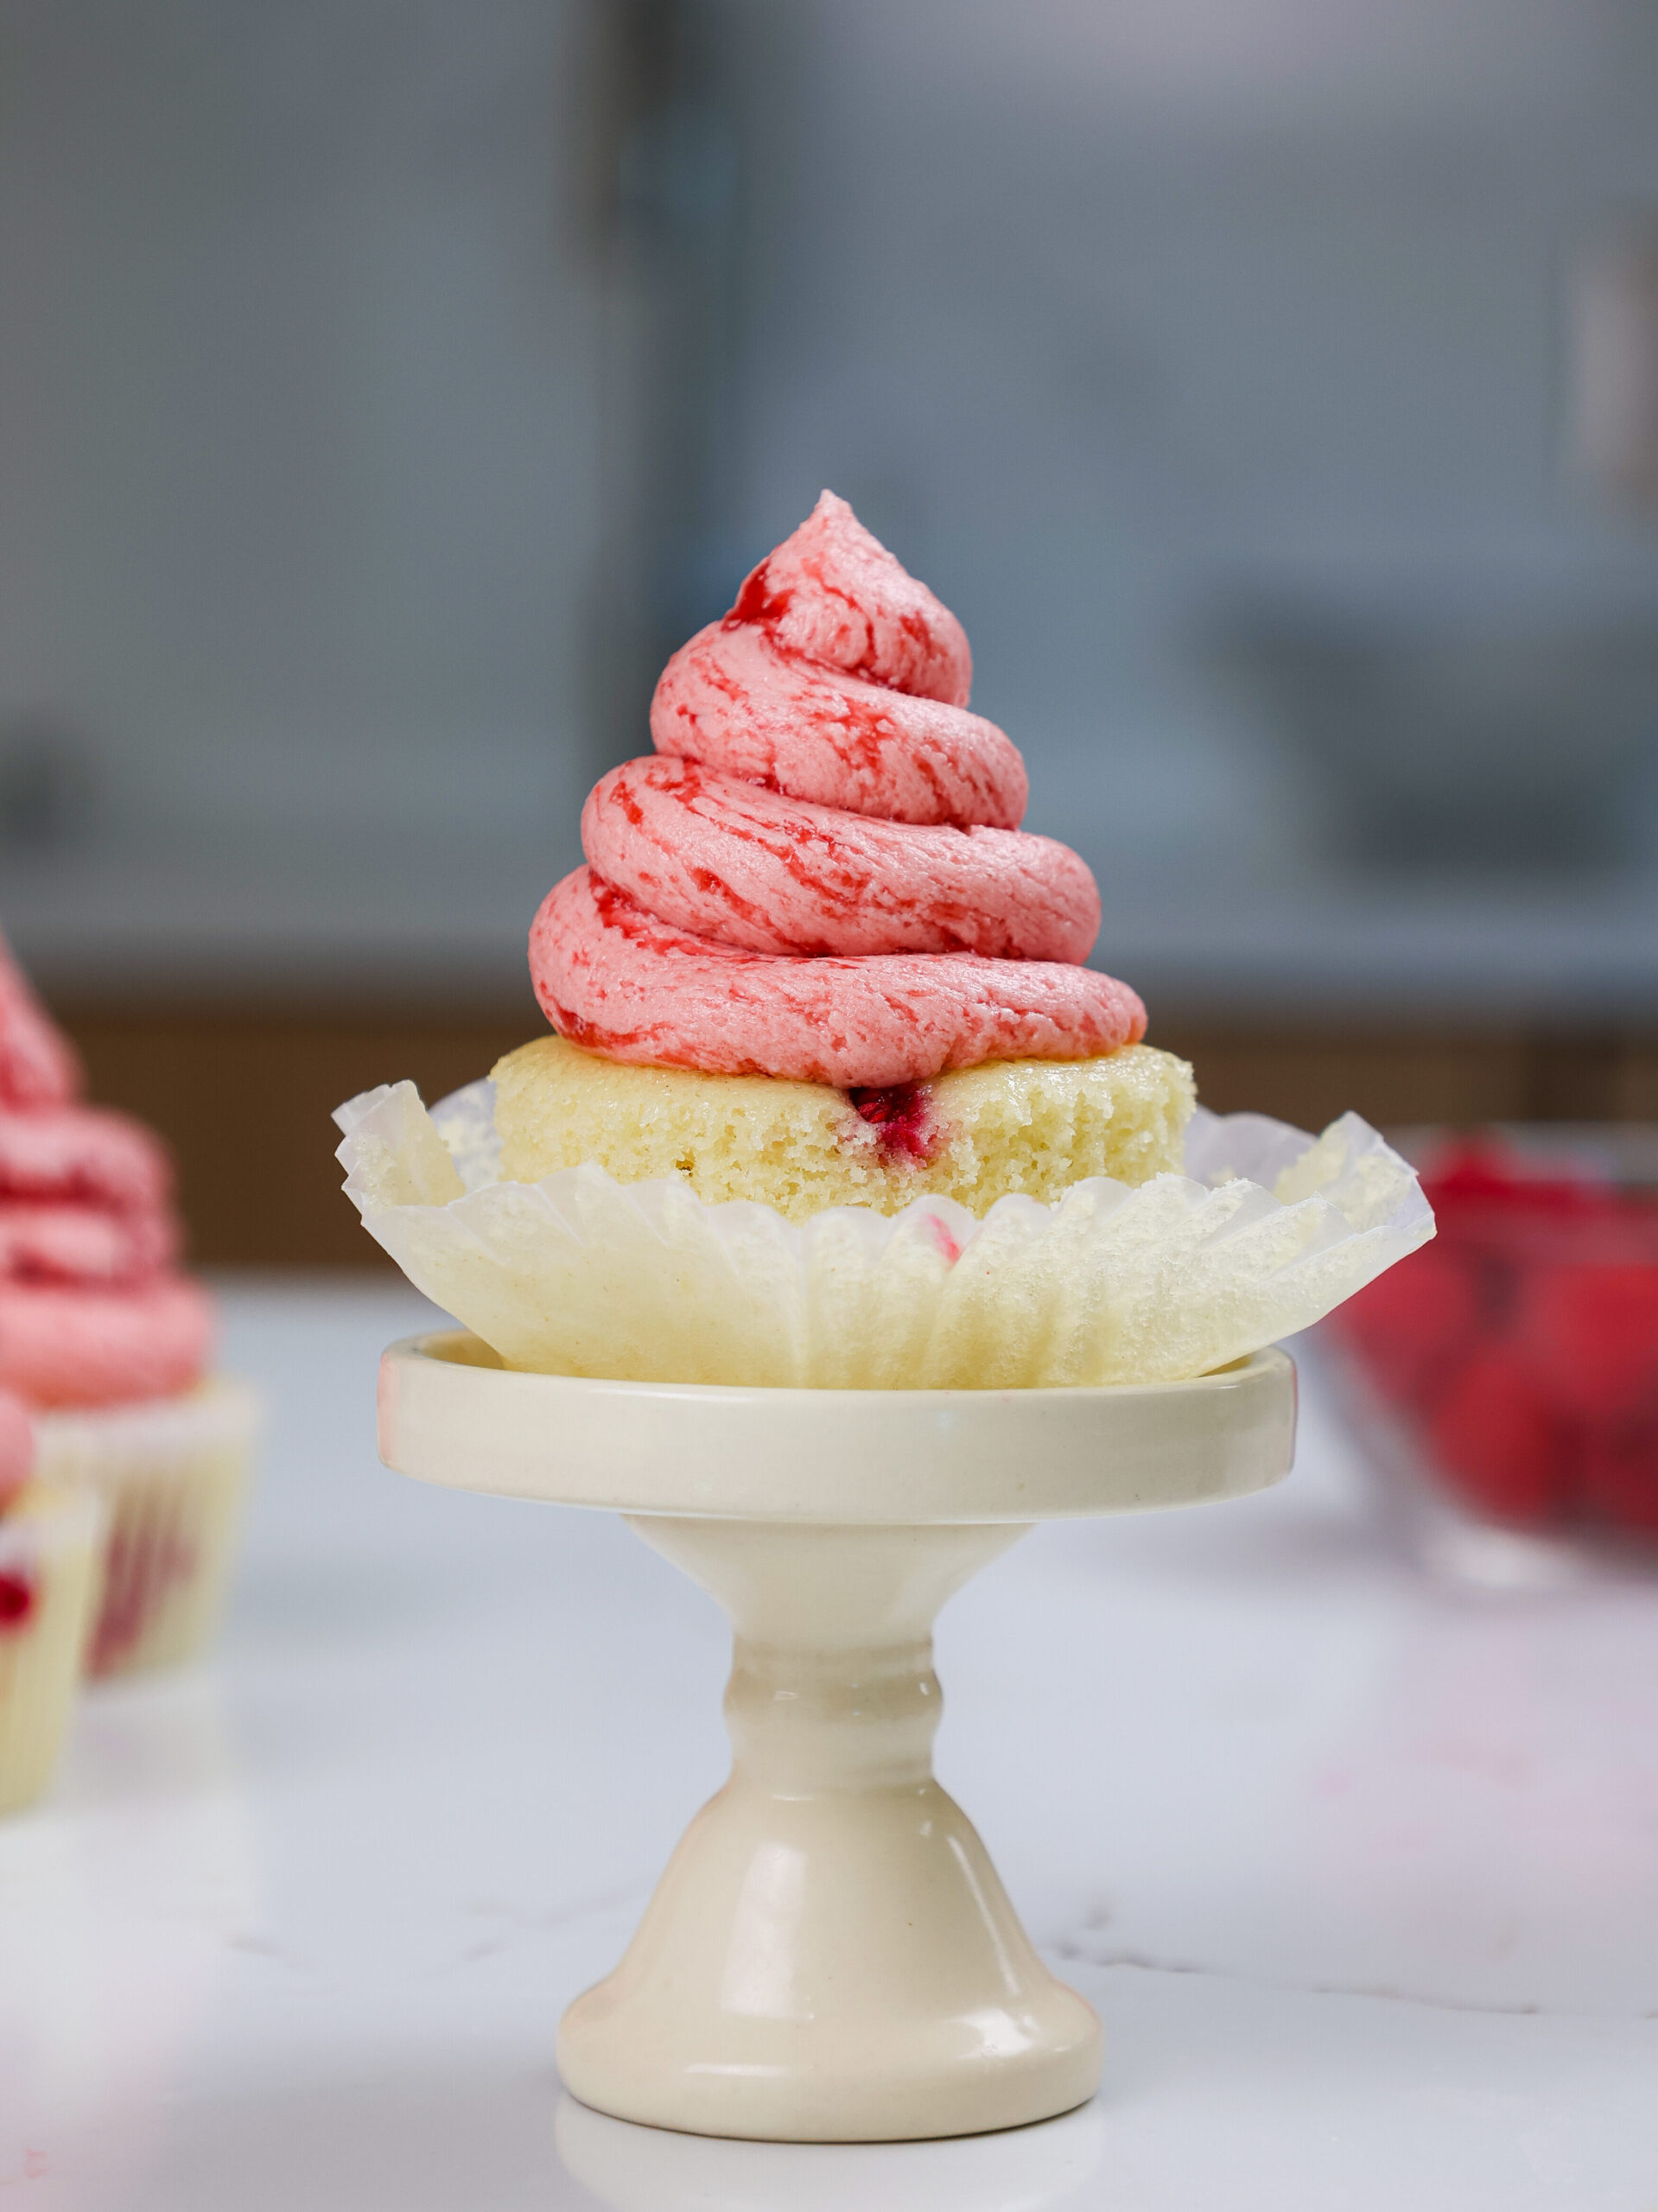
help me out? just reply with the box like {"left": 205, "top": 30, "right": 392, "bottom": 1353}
{"left": 3, "top": 0, "right": 1658, "bottom": 1259}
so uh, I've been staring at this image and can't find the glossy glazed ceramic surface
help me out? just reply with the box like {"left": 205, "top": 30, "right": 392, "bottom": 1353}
{"left": 376, "top": 1338, "right": 1297, "bottom": 2139}
{"left": 561, "top": 1517, "right": 1100, "bottom": 2139}
{"left": 377, "top": 1335, "right": 1297, "bottom": 1523}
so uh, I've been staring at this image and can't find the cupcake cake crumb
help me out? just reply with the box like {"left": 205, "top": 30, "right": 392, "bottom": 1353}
{"left": 494, "top": 1033, "right": 1193, "bottom": 1223}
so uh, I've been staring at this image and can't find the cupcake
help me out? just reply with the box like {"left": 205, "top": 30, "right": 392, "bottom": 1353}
{"left": 338, "top": 495, "right": 1430, "bottom": 1388}
{"left": 499, "top": 493, "right": 1192, "bottom": 1219}
{"left": 0, "top": 936, "right": 259, "bottom": 1675}
{"left": 0, "top": 1386, "right": 103, "bottom": 1814}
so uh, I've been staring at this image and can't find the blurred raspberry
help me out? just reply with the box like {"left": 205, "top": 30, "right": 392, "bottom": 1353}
{"left": 1332, "top": 1241, "right": 1484, "bottom": 1414}
{"left": 1423, "top": 1138, "right": 1621, "bottom": 1222}
{"left": 1578, "top": 1423, "right": 1658, "bottom": 1537}
{"left": 1427, "top": 1341, "right": 1569, "bottom": 1526}
{"left": 1516, "top": 1262, "right": 1658, "bottom": 1420}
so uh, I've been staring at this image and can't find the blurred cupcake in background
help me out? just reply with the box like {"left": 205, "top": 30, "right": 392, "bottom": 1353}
{"left": 0, "top": 1385, "right": 103, "bottom": 1811}
{"left": 0, "top": 933, "right": 259, "bottom": 1675}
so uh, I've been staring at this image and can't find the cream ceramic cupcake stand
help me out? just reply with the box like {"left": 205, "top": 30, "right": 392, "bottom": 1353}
{"left": 378, "top": 1330, "right": 1297, "bottom": 2144}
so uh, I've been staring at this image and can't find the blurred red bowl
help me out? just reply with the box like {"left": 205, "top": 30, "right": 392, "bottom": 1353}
{"left": 1328, "top": 1129, "right": 1658, "bottom": 1551}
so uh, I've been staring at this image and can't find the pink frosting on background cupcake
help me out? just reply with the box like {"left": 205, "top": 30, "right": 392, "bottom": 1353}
{"left": 0, "top": 933, "right": 213, "bottom": 1408}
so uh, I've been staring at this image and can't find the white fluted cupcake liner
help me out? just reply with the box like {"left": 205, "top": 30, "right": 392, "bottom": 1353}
{"left": 0, "top": 1486, "right": 105, "bottom": 1813}
{"left": 334, "top": 1077, "right": 1432, "bottom": 1391}
{"left": 34, "top": 1381, "right": 262, "bottom": 1677}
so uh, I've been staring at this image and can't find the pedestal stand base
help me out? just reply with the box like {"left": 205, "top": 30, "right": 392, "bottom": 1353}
{"left": 556, "top": 1519, "right": 1099, "bottom": 2142}
{"left": 378, "top": 1336, "right": 1298, "bottom": 2143}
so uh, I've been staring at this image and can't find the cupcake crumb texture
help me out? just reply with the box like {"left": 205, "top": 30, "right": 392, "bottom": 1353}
{"left": 493, "top": 1034, "right": 1194, "bottom": 1224}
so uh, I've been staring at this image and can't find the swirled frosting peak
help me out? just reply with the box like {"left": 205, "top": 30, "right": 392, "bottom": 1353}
{"left": 530, "top": 493, "right": 1145, "bottom": 1088}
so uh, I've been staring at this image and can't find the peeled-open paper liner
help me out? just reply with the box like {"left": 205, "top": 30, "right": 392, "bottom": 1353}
{"left": 334, "top": 1076, "right": 1431, "bottom": 1390}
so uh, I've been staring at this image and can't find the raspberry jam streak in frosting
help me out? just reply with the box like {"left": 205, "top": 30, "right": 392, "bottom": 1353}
{"left": 530, "top": 493, "right": 1144, "bottom": 1087}
{"left": 0, "top": 938, "right": 213, "bottom": 1408}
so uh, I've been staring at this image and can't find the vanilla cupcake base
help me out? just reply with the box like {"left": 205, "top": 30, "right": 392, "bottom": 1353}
{"left": 0, "top": 1485, "right": 103, "bottom": 1814}
{"left": 492, "top": 1037, "right": 1193, "bottom": 1223}
{"left": 337, "top": 1080, "right": 1432, "bottom": 1391}
{"left": 34, "top": 1382, "right": 261, "bottom": 1678}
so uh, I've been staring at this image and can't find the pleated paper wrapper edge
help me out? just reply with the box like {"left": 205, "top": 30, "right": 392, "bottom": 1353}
{"left": 334, "top": 1077, "right": 1432, "bottom": 1389}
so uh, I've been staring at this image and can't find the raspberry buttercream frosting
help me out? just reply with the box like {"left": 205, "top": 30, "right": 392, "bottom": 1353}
{"left": 530, "top": 493, "right": 1145, "bottom": 1088}
{"left": 0, "top": 938, "right": 213, "bottom": 1407}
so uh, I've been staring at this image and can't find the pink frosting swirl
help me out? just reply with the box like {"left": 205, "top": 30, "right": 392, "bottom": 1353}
{"left": 0, "top": 937, "right": 213, "bottom": 1408}
{"left": 530, "top": 493, "right": 1144, "bottom": 1087}
{"left": 581, "top": 756, "right": 1099, "bottom": 961}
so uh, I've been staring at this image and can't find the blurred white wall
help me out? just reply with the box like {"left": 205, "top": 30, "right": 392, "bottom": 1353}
{"left": 735, "top": 0, "right": 1658, "bottom": 869}
{"left": 3, "top": 0, "right": 1658, "bottom": 1014}
{"left": 0, "top": 0, "right": 600, "bottom": 990}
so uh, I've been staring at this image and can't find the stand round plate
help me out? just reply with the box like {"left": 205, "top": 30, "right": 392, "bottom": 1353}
{"left": 378, "top": 1333, "right": 1297, "bottom": 2143}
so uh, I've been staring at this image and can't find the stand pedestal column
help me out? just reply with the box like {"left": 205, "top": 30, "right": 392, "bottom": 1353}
{"left": 380, "top": 1336, "right": 1297, "bottom": 2143}
{"left": 556, "top": 1517, "right": 1102, "bottom": 2143}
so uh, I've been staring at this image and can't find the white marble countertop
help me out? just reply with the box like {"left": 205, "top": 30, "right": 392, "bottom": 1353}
{"left": 3, "top": 1281, "right": 1655, "bottom": 2210}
